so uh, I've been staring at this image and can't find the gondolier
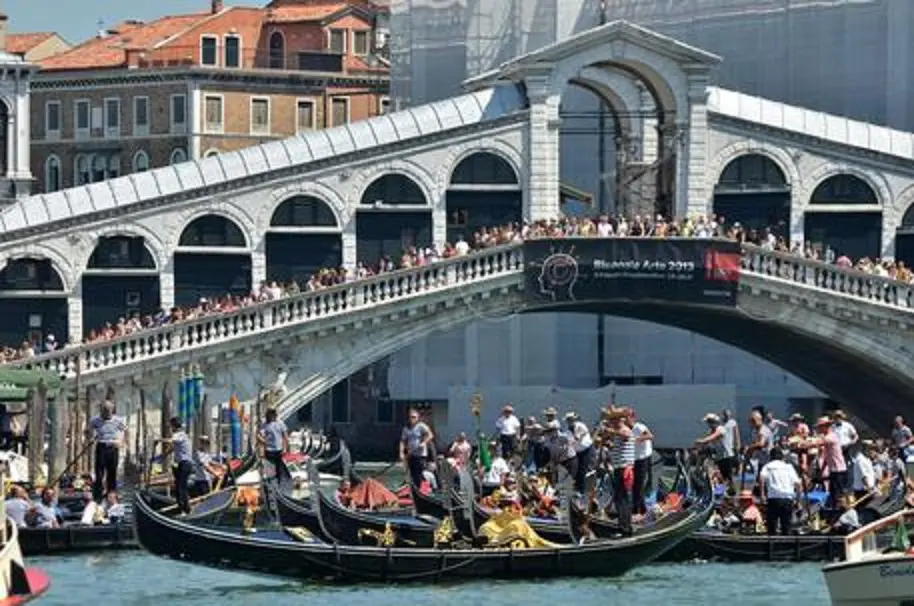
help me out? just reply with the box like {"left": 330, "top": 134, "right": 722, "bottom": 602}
{"left": 158, "top": 416, "right": 193, "bottom": 515}
{"left": 602, "top": 406, "right": 635, "bottom": 537}
{"left": 87, "top": 401, "right": 128, "bottom": 503}
{"left": 257, "top": 408, "right": 289, "bottom": 482}
{"left": 400, "top": 408, "right": 434, "bottom": 488}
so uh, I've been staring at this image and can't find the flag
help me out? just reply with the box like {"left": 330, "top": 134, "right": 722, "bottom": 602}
{"left": 229, "top": 393, "right": 242, "bottom": 458}
{"left": 477, "top": 432, "right": 491, "bottom": 471}
{"left": 892, "top": 520, "right": 911, "bottom": 552}
{"left": 193, "top": 374, "right": 204, "bottom": 416}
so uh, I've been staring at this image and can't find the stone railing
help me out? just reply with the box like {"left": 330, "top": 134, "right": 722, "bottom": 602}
{"left": 7, "top": 245, "right": 525, "bottom": 379}
{"left": 7, "top": 240, "right": 914, "bottom": 381}
{"left": 740, "top": 244, "right": 914, "bottom": 309}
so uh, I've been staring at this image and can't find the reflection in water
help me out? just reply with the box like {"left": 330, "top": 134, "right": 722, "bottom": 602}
{"left": 32, "top": 552, "right": 829, "bottom": 606}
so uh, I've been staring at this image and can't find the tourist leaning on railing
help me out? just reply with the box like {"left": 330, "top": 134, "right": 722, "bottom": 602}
{"left": 1, "top": 213, "right": 909, "bottom": 363}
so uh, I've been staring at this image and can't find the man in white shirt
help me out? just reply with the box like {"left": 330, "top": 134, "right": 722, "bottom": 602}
{"left": 832, "top": 410, "right": 859, "bottom": 487}
{"left": 629, "top": 409, "right": 654, "bottom": 514}
{"left": 565, "top": 412, "right": 593, "bottom": 493}
{"left": 482, "top": 443, "right": 511, "bottom": 489}
{"left": 759, "top": 448, "right": 801, "bottom": 536}
{"left": 851, "top": 448, "right": 876, "bottom": 501}
{"left": 495, "top": 404, "right": 521, "bottom": 459}
{"left": 454, "top": 236, "right": 470, "bottom": 256}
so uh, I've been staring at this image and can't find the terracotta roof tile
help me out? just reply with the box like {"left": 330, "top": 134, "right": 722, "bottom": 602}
{"left": 344, "top": 55, "right": 388, "bottom": 73}
{"left": 265, "top": 4, "right": 349, "bottom": 23}
{"left": 7, "top": 32, "right": 56, "bottom": 54}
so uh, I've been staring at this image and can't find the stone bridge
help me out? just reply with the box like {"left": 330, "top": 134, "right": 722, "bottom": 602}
{"left": 9, "top": 243, "right": 914, "bottom": 430}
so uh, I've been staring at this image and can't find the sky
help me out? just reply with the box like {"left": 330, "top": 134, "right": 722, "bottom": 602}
{"left": 7, "top": 0, "right": 241, "bottom": 44}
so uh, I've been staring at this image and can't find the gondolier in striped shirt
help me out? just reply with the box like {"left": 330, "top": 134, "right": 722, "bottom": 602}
{"left": 258, "top": 408, "right": 289, "bottom": 482}
{"left": 87, "top": 401, "right": 128, "bottom": 503}
{"left": 602, "top": 406, "right": 636, "bottom": 537}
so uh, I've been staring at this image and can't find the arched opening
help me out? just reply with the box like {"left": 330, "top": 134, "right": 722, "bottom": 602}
{"left": 174, "top": 215, "right": 251, "bottom": 306}
{"left": 44, "top": 155, "right": 61, "bottom": 193}
{"left": 894, "top": 203, "right": 914, "bottom": 269}
{"left": 269, "top": 31, "right": 285, "bottom": 69}
{"left": 713, "top": 154, "right": 790, "bottom": 237}
{"left": 82, "top": 236, "right": 161, "bottom": 338}
{"left": 356, "top": 173, "right": 431, "bottom": 264}
{"left": 204, "top": 149, "right": 220, "bottom": 158}
{"left": 133, "top": 150, "right": 149, "bottom": 173}
{"left": 170, "top": 148, "right": 187, "bottom": 165}
{"left": 75, "top": 154, "right": 90, "bottom": 186}
{"left": 266, "top": 196, "right": 342, "bottom": 286}
{"left": 446, "top": 151, "right": 521, "bottom": 242}
{"left": 0, "top": 258, "right": 68, "bottom": 348}
{"left": 804, "top": 174, "right": 881, "bottom": 261}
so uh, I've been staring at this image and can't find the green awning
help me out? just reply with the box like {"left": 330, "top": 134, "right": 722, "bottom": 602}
{"left": 0, "top": 386, "right": 29, "bottom": 402}
{"left": 0, "top": 368, "right": 62, "bottom": 390}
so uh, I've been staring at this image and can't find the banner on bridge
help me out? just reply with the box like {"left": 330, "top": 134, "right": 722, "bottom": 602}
{"left": 523, "top": 238, "right": 740, "bottom": 307}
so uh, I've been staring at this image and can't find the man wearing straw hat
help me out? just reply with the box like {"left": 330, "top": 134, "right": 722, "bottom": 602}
{"left": 805, "top": 416, "right": 847, "bottom": 508}
{"left": 495, "top": 404, "right": 521, "bottom": 460}
{"left": 601, "top": 405, "right": 635, "bottom": 537}
{"left": 87, "top": 401, "right": 128, "bottom": 503}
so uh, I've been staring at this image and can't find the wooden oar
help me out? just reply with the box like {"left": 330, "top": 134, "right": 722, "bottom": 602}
{"left": 158, "top": 487, "right": 234, "bottom": 514}
{"left": 50, "top": 438, "right": 96, "bottom": 490}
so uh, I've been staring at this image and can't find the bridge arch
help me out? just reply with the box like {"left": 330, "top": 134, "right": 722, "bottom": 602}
{"left": 174, "top": 213, "right": 252, "bottom": 307}
{"left": 264, "top": 195, "right": 343, "bottom": 287}
{"left": 444, "top": 150, "right": 522, "bottom": 242}
{"left": 712, "top": 151, "right": 792, "bottom": 237}
{"left": 276, "top": 296, "right": 912, "bottom": 433}
{"left": 803, "top": 169, "right": 886, "bottom": 261}
{"left": 82, "top": 233, "right": 162, "bottom": 338}
{"left": 0, "top": 251, "right": 71, "bottom": 348}
{"left": 892, "top": 189, "right": 914, "bottom": 267}
{"left": 355, "top": 168, "right": 433, "bottom": 265}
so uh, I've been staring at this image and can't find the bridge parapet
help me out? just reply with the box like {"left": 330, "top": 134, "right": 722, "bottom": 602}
{"left": 741, "top": 245, "right": 914, "bottom": 309}
{"left": 7, "top": 245, "right": 524, "bottom": 384}
{"left": 5, "top": 241, "right": 913, "bottom": 388}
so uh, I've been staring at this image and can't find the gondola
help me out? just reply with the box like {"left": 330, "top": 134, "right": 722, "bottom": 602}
{"left": 132, "top": 473, "right": 715, "bottom": 583}
{"left": 0, "top": 519, "right": 49, "bottom": 604}
{"left": 18, "top": 523, "right": 136, "bottom": 556}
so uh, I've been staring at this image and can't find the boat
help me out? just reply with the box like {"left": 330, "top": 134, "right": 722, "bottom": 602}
{"left": 132, "top": 469, "right": 714, "bottom": 583}
{"left": 0, "top": 480, "right": 50, "bottom": 604}
{"left": 822, "top": 509, "right": 914, "bottom": 605}
{"left": 18, "top": 522, "right": 136, "bottom": 557}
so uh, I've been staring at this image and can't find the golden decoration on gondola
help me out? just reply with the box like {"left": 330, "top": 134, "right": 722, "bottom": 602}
{"left": 242, "top": 505, "right": 258, "bottom": 534}
{"left": 434, "top": 516, "right": 457, "bottom": 547}
{"left": 470, "top": 393, "right": 483, "bottom": 418}
{"left": 358, "top": 522, "right": 397, "bottom": 547}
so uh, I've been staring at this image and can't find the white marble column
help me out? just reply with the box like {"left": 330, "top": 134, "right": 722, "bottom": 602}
{"left": 67, "top": 285, "right": 83, "bottom": 344}
{"left": 159, "top": 259, "right": 175, "bottom": 311}
{"left": 251, "top": 247, "right": 266, "bottom": 287}
{"left": 789, "top": 194, "right": 805, "bottom": 247}
{"left": 639, "top": 84, "right": 658, "bottom": 165}
{"left": 341, "top": 216, "right": 357, "bottom": 269}
{"left": 681, "top": 72, "right": 712, "bottom": 219}
{"left": 524, "top": 73, "right": 561, "bottom": 221}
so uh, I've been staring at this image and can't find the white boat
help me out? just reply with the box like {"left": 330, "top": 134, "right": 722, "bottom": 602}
{"left": 823, "top": 509, "right": 914, "bottom": 605}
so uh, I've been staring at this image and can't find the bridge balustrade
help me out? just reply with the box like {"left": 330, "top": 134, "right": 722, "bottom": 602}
{"left": 6, "top": 245, "right": 524, "bottom": 379}
{"left": 741, "top": 245, "right": 914, "bottom": 308}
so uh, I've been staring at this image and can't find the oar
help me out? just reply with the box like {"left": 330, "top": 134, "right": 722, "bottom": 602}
{"left": 159, "top": 487, "right": 234, "bottom": 514}
{"left": 738, "top": 450, "right": 748, "bottom": 494}
{"left": 50, "top": 438, "right": 96, "bottom": 490}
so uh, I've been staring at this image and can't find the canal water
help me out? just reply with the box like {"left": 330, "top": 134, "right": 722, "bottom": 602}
{"left": 32, "top": 552, "right": 830, "bottom": 605}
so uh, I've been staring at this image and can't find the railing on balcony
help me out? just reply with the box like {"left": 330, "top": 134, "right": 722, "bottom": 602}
{"left": 5, "top": 242, "right": 914, "bottom": 379}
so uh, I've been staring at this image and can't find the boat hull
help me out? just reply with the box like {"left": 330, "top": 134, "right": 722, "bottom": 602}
{"left": 18, "top": 525, "right": 137, "bottom": 556}
{"left": 133, "top": 489, "right": 713, "bottom": 583}
{"left": 824, "top": 555, "right": 914, "bottom": 605}
{"left": 658, "top": 532, "right": 846, "bottom": 563}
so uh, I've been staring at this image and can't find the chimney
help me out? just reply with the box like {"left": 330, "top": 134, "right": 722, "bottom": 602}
{"left": 212, "top": 0, "right": 224, "bottom": 14}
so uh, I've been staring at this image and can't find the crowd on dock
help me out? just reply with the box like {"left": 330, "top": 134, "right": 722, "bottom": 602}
{"left": 0, "top": 213, "right": 906, "bottom": 363}
{"left": 400, "top": 402, "right": 914, "bottom": 538}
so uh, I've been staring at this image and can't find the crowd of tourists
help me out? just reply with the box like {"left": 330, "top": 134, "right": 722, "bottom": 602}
{"left": 0, "top": 213, "right": 903, "bottom": 363}
{"left": 398, "top": 401, "right": 913, "bottom": 539}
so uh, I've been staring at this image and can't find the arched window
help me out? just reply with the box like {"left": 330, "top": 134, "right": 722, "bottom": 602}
{"left": 44, "top": 155, "right": 61, "bottom": 193}
{"left": 717, "top": 154, "right": 787, "bottom": 190}
{"left": 74, "top": 154, "right": 90, "bottom": 185}
{"left": 450, "top": 152, "right": 518, "bottom": 185}
{"left": 178, "top": 214, "right": 246, "bottom": 247}
{"left": 170, "top": 148, "right": 188, "bottom": 165}
{"left": 0, "top": 258, "right": 65, "bottom": 291}
{"left": 203, "top": 149, "right": 220, "bottom": 158}
{"left": 88, "top": 235, "right": 157, "bottom": 269}
{"left": 903, "top": 204, "right": 914, "bottom": 229}
{"left": 360, "top": 173, "right": 427, "bottom": 206}
{"left": 809, "top": 174, "right": 878, "bottom": 205}
{"left": 133, "top": 150, "right": 149, "bottom": 173}
{"left": 269, "top": 31, "right": 285, "bottom": 69}
{"left": 270, "top": 195, "right": 338, "bottom": 227}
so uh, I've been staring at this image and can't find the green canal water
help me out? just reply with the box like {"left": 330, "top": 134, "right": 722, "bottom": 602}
{"left": 31, "top": 552, "right": 831, "bottom": 605}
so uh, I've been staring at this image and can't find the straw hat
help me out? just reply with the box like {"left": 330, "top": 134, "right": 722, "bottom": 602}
{"left": 564, "top": 411, "right": 578, "bottom": 421}
{"left": 789, "top": 413, "right": 805, "bottom": 422}
{"left": 503, "top": 404, "right": 514, "bottom": 413}
{"left": 815, "top": 416, "right": 833, "bottom": 428}
{"left": 702, "top": 413, "right": 721, "bottom": 424}
{"left": 603, "top": 406, "right": 629, "bottom": 420}
{"left": 832, "top": 410, "right": 847, "bottom": 420}
{"left": 542, "top": 407, "right": 558, "bottom": 417}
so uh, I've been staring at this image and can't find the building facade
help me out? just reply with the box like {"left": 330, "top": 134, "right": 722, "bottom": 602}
{"left": 29, "top": 0, "right": 390, "bottom": 193}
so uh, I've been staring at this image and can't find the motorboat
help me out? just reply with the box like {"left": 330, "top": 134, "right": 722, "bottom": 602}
{"left": 822, "top": 509, "right": 914, "bottom": 605}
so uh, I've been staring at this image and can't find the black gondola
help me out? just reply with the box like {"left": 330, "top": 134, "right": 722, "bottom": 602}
{"left": 18, "top": 523, "right": 136, "bottom": 556}
{"left": 133, "top": 480, "right": 714, "bottom": 583}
